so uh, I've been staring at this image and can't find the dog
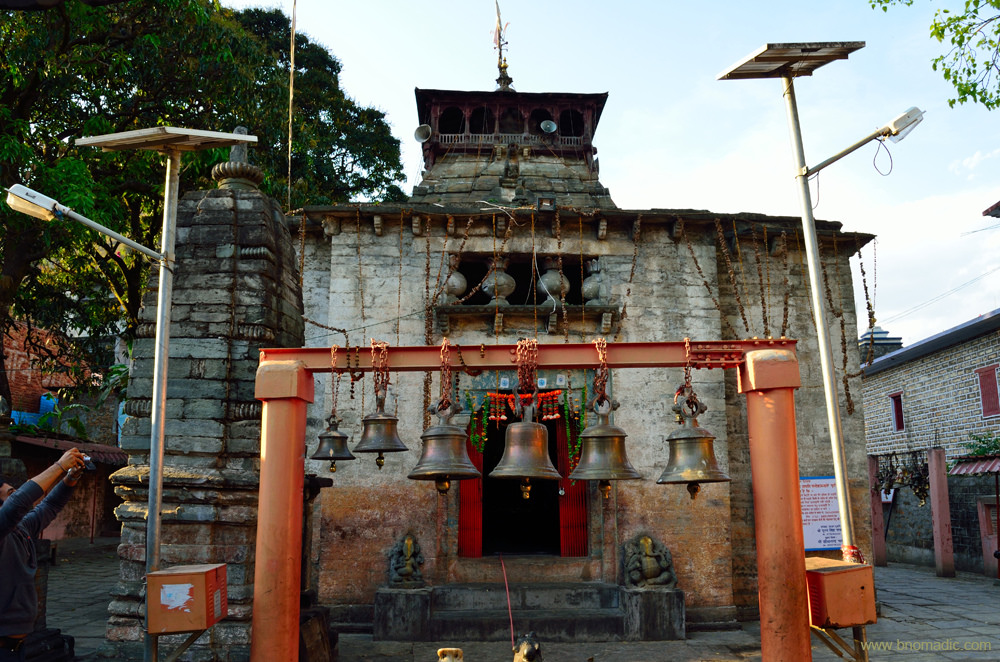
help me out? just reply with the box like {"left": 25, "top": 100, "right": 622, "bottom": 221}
{"left": 513, "top": 632, "right": 542, "bottom": 662}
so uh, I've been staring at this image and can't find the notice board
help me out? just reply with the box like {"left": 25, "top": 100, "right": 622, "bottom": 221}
{"left": 800, "top": 476, "right": 841, "bottom": 551}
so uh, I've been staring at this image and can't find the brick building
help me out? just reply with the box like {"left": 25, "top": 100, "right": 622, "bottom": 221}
{"left": 861, "top": 309, "right": 1000, "bottom": 572}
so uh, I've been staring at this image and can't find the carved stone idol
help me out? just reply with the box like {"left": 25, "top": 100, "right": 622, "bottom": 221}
{"left": 624, "top": 534, "right": 677, "bottom": 589}
{"left": 389, "top": 533, "right": 425, "bottom": 587}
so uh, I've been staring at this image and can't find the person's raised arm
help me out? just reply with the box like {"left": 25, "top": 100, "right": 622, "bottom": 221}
{"left": 31, "top": 448, "right": 86, "bottom": 494}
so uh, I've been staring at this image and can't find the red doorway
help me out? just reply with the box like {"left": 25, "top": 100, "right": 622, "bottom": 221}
{"left": 458, "top": 402, "right": 587, "bottom": 557}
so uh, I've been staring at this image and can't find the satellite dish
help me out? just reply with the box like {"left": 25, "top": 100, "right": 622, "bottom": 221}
{"left": 540, "top": 120, "right": 557, "bottom": 134}
{"left": 414, "top": 124, "right": 432, "bottom": 143}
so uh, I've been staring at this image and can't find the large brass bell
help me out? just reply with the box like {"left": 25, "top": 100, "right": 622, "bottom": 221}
{"left": 488, "top": 391, "right": 561, "bottom": 499}
{"left": 408, "top": 401, "right": 481, "bottom": 494}
{"left": 354, "top": 394, "right": 407, "bottom": 469}
{"left": 657, "top": 388, "right": 730, "bottom": 499}
{"left": 311, "top": 416, "right": 356, "bottom": 472}
{"left": 569, "top": 398, "right": 641, "bottom": 499}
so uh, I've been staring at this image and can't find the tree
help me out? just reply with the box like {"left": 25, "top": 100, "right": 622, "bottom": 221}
{"left": 871, "top": 0, "right": 1000, "bottom": 108}
{"left": 0, "top": 1, "right": 403, "bottom": 404}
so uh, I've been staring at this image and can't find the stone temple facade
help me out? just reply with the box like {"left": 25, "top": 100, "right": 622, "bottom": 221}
{"left": 295, "top": 85, "right": 875, "bottom": 637}
{"left": 109, "top": 83, "right": 875, "bottom": 658}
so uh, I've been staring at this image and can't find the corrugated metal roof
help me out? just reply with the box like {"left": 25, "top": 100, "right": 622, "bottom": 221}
{"left": 13, "top": 435, "right": 127, "bottom": 465}
{"left": 949, "top": 454, "right": 1000, "bottom": 476}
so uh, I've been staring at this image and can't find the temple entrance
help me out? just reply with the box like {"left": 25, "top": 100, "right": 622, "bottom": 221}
{"left": 458, "top": 394, "right": 588, "bottom": 557}
{"left": 482, "top": 417, "right": 561, "bottom": 555}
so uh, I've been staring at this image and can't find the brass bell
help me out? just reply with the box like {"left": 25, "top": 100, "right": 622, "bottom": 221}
{"left": 408, "top": 401, "right": 481, "bottom": 494}
{"left": 569, "top": 398, "right": 641, "bottom": 499}
{"left": 354, "top": 394, "right": 408, "bottom": 469}
{"left": 489, "top": 394, "right": 560, "bottom": 499}
{"left": 311, "top": 416, "right": 356, "bottom": 472}
{"left": 656, "top": 389, "right": 730, "bottom": 499}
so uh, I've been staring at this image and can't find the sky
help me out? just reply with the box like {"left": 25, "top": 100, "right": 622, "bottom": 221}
{"left": 222, "top": 0, "right": 1000, "bottom": 347}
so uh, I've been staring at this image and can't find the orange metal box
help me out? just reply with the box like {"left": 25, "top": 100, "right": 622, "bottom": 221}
{"left": 147, "top": 563, "right": 228, "bottom": 633}
{"left": 804, "top": 557, "right": 876, "bottom": 629}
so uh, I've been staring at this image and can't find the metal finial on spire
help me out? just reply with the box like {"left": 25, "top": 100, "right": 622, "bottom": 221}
{"left": 493, "top": 0, "right": 513, "bottom": 91}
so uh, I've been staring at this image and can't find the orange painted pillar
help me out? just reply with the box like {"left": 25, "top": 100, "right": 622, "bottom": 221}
{"left": 250, "top": 360, "right": 314, "bottom": 662}
{"left": 928, "top": 447, "right": 955, "bottom": 577}
{"left": 738, "top": 348, "right": 811, "bottom": 662}
{"left": 868, "top": 455, "right": 887, "bottom": 566}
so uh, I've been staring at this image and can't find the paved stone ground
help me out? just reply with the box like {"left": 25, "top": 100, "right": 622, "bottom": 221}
{"left": 46, "top": 537, "right": 120, "bottom": 659}
{"left": 45, "top": 537, "right": 1000, "bottom": 661}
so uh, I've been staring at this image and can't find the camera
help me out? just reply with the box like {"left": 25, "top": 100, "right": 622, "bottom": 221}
{"left": 83, "top": 455, "right": 96, "bottom": 471}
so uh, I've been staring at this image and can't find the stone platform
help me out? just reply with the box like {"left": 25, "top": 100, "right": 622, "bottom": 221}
{"left": 373, "top": 582, "right": 684, "bottom": 642}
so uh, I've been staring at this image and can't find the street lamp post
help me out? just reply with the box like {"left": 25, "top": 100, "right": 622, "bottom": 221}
{"left": 7, "top": 126, "right": 255, "bottom": 662}
{"left": 718, "top": 43, "right": 923, "bottom": 563}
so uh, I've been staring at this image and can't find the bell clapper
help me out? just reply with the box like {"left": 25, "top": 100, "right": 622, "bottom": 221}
{"left": 520, "top": 478, "right": 532, "bottom": 499}
{"left": 687, "top": 482, "right": 701, "bottom": 500}
{"left": 329, "top": 461, "right": 337, "bottom": 473}
{"left": 376, "top": 453, "right": 385, "bottom": 469}
{"left": 599, "top": 479, "right": 612, "bottom": 499}
{"left": 435, "top": 478, "right": 451, "bottom": 494}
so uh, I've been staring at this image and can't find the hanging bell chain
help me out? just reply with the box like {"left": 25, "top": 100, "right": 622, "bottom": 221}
{"left": 657, "top": 382, "right": 730, "bottom": 499}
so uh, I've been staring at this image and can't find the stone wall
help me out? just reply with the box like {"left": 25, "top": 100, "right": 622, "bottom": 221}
{"left": 299, "top": 209, "right": 871, "bottom": 625}
{"left": 882, "top": 475, "right": 996, "bottom": 572}
{"left": 106, "top": 183, "right": 304, "bottom": 661}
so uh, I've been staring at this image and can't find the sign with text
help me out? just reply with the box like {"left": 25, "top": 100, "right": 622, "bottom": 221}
{"left": 800, "top": 476, "right": 841, "bottom": 551}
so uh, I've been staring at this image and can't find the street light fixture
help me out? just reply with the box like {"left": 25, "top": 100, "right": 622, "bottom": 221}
{"left": 6, "top": 184, "right": 164, "bottom": 261}
{"left": 7, "top": 126, "right": 255, "bottom": 662}
{"left": 719, "top": 42, "right": 923, "bottom": 565}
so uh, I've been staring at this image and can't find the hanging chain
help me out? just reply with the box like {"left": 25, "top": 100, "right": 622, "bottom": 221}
{"left": 371, "top": 339, "right": 390, "bottom": 402}
{"left": 614, "top": 215, "right": 643, "bottom": 343}
{"left": 592, "top": 337, "right": 609, "bottom": 404}
{"left": 683, "top": 336, "right": 692, "bottom": 392}
{"left": 780, "top": 231, "right": 791, "bottom": 337}
{"left": 855, "top": 237, "right": 877, "bottom": 368}
{"left": 750, "top": 224, "right": 770, "bottom": 338}
{"left": 356, "top": 209, "right": 366, "bottom": 324}
{"left": 681, "top": 220, "right": 739, "bottom": 339}
{"left": 329, "top": 345, "right": 340, "bottom": 420}
{"left": 715, "top": 219, "right": 751, "bottom": 335}
{"left": 515, "top": 338, "right": 539, "bottom": 397}
{"left": 439, "top": 338, "right": 453, "bottom": 411}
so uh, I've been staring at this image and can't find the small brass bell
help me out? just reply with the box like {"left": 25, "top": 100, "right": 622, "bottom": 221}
{"left": 408, "top": 401, "right": 481, "bottom": 494}
{"left": 657, "top": 389, "right": 730, "bottom": 499}
{"left": 311, "top": 416, "right": 356, "bottom": 472}
{"left": 569, "top": 398, "right": 641, "bottom": 499}
{"left": 489, "top": 392, "right": 561, "bottom": 499}
{"left": 354, "top": 394, "right": 408, "bottom": 469}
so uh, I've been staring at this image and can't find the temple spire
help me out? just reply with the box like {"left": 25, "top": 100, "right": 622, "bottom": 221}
{"left": 493, "top": 0, "right": 513, "bottom": 91}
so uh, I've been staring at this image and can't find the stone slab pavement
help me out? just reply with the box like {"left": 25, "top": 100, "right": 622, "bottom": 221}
{"left": 45, "top": 537, "right": 1000, "bottom": 661}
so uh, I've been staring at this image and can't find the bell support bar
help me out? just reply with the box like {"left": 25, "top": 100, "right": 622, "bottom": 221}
{"left": 259, "top": 339, "right": 797, "bottom": 373}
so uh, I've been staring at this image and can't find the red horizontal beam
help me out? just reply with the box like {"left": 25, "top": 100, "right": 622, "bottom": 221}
{"left": 258, "top": 339, "right": 797, "bottom": 373}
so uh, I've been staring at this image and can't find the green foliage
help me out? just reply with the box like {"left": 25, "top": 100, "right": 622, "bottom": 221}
{"left": 11, "top": 401, "right": 90, "bottom": 440}
{"left": 870, "top": 0, "right": 1000, "bottom": 108}
{"left": 0, "top": 1, "right": 403, "bottom": 401}
{"left": 964, "top": 430, "right": 1000, "bottom": 456}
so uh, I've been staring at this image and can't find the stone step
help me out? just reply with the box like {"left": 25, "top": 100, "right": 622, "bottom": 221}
{"left": 428, "top": 607, "right": 625, "bottom": 642}
{"left": 431, "top": 582, "right": 621, "bottom": 612}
